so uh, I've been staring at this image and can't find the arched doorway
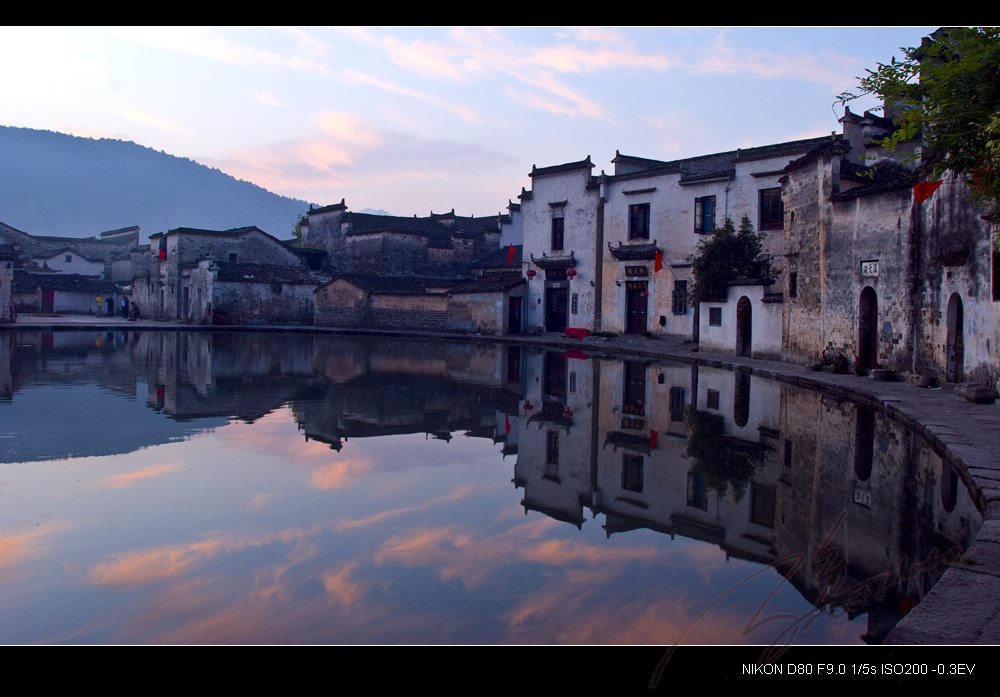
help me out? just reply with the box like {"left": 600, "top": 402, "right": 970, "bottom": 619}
{"left": 946, "top": 293, "right": 964, "bottom": 383}
{"left": 858, "top": 287, "right": 878, "bottom": 371}
{"left": 736, "top": 296, "right": 752, "bottom": 357}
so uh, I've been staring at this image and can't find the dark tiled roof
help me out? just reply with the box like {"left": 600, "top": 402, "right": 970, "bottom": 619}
{"left": 472, "top": 244, "right": 522, "bottom": 269}
{"left": 833, "top": 159, "right": 916, "bottom": 199}
{"left": 448, "top": 272, "right": 525, "bottom": 295}
{"left": 167, "top": 225, "right": 268, "bottom": 238}
{"left": 309, "top": 199, "right": 347, "bottom": 214}
{"left": 323, "top": 274, "right": 449, "bottom": 296}
{"left": 781, "top": 135, "right": 853, "bottom": 175}
{"left": 529, "top": 156, "right": 594, "bottom": 179}
{"left": 614, "top": 136, "right": 832, "bottom": 184}
{"left": 211, "top": 261, "right": 318, "bottom": 285}
{"left": 529, "top": 251, "right": 576, "bottom": 269}
{"left": 12, "top": 270, "right": 118, "bottom": 294}
{"left": 608, "top": 241, "right": 659, "bottom": 261}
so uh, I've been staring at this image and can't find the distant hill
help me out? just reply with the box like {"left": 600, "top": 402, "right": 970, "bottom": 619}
{"left": 0, "top": 126, "right": 311, "bottom": 242}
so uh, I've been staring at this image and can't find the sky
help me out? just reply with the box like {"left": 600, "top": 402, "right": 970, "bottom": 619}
{"left": 0, "top": 26, "right": 938, "bottom": 217}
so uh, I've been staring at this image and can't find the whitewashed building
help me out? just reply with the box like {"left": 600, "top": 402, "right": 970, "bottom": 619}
{"left": 517, "top": 137, "right": 829, "bottom": 337}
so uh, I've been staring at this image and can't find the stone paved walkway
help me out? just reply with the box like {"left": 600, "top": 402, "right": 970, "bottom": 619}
{"left": 7, "top": 314, "right": 1000, "bottom": 643}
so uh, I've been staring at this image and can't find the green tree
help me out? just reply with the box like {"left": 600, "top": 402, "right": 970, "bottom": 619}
{"left": 685, "top": 409, "right": 767, "bottom": 502}
{"left": 837, "top": 27, "right": 1000, "bottom": 213}
{"left": 689, "top": 216, "right": 772, "bottom": 304}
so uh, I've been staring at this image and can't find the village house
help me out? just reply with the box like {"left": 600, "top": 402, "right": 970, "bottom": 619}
{"left": 12, "top": 269, "right": 120, "bottom": 315}
{"left": 188, "top": 260, "right": 320, "bottom": 325}
{"left": 0, "top": 222, "right": 141, "bottom": 281}
{"left": 308, "top": 200, "right": 524, "bottom": 334}
{"left": 134, "top": 225, "right": 315, "bottom": 323}
{"left": 778, "top": 107, "right": 1000, "bottom": 385}
{"left": 517, "top": 136, "right": 830, "bottom": 337}
{"left": 299, "top": 200, "right": 503, "bottom": 277}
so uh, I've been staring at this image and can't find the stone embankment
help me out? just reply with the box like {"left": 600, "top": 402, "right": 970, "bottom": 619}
{"left": 8, "top": 313, "right": 1000, "bottom": 643}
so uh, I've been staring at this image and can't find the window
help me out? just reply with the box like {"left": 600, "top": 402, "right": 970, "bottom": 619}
{"left": 708, "top": 307, "right": 722, "bottom": 326}
{"left": 64, "top": 254, "right": 72, "bottom": 263}
{"left": 546, "top": 430, "right": 560, "bottom": 466}
{"left": 622, "top": 455, "right": 644, "bottom": 493}
{"left": 629, "top": 203, "right": 650, "bottom": 240}
{"left": 551, "top": 217, "right": 564, "bottom": 251}
{"left": 694, "top": 196, "right": 715, "bottom": 234}
{"left": 759, "top": 188, "right": 783, "bottom": 231}
{"left": 669, "top": 386, "right": 686, "bottom": 422}
{"left": 706, "top": 389, "right": 720, "bottom": 410}
{"left": 789, "top": 271, "right": 798, "bottom": 298}
{"left": 750, "top": 484, "right": 776, "bottom": 527}
{"left": 687, "top": 471, "right": 708, "bottom": 509}
{"left": 993, "top": 251, "right": 999, "bottom": 301}
{"left": 672, "top": 280, "right": 687, "bottom": 314}
{"left": 228, "top": 252, "right": 238, "bottom": 262}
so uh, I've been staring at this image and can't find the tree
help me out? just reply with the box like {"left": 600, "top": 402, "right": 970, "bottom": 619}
{"left": 836, "top": 27, "right": 1000, "bottom": 213}
{"left": 689, "top": 216, "right": 772, "bottom": 304}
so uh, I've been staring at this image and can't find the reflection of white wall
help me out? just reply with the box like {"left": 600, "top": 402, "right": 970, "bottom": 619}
{"left": 696, "top": 367, "right": 779, "bottom": 441}
{"left": 513, "top": 349, "right": 595, "bottom": 526}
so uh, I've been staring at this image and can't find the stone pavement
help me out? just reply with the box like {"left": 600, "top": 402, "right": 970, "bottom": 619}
{"left": 7, "top": 314, "right": 1000, "bottom": 643}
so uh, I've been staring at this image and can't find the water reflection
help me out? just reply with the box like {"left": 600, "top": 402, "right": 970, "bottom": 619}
{"left": 0, "top": 330, "right": 981, "bottom": 645}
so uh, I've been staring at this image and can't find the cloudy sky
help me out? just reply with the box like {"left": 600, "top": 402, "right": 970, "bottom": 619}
{"left": 0, "top": 26, "right": 936, "bottom": 217}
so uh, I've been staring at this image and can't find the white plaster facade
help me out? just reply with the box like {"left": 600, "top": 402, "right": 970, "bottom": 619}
{"left": 517, "top": 138, "right": 830, "bottom": 337}
{"left": 698, "top": 281, "right": 783, "bottom": 359}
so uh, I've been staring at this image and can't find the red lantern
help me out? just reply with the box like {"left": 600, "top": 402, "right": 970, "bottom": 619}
{"left": 566, "top": 268, "right": 577, "bottom": 279}
{"left": 526, "top": 269, "right": 537, "bottom": 279}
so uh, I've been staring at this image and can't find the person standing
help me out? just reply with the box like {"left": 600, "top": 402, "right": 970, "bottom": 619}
{"left": 96, "top": 294, "right": 103, "bottom": 315}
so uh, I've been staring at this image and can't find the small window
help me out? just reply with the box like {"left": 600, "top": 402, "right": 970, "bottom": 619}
{"left": 695, "top": 196, "right": 715, "bottom": 234}
{"left": 993, "top": 251, "right": 999, "bottom": 302}
{"left": 65, "top": 255, "right": 72, "bottom": 263}
{"left": 750, "top": 483, "right": 776, "bottom": 527}
{"left": 622, "top": 454, "right": 644, "bottom": 493}
{"left": 789, "top": 271, "right": 798, "bottom": 298}
{"left": 759, "top": 188, "right": 783, "bottom": 231}
{"left": 687, "top": 471, "right": 708, "bottom": 509}
{"left": 551, "top": 217, "right": 564, "bottom": 251}
{"left": 709, "top": 307, "right": 722, "bottom": 326}
{"left": 629, "top": 203, "right": 650, "bottom": 240}
{"left": 672, "top": 280, "right": 687, "bottom": 315}
{"left": 229, "top": 252, "right": 238, "bottom": 262}
{"left": 546, "top": 430, "right": 559, "bottom": 465}
{"left": 706, "top": 389, "right": 720, "bottom": 410}
{"left": 669, "top": 386, "right": 686, "bottom": 422}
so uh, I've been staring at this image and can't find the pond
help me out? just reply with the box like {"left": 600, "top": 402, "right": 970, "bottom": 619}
{"left": 0, "top": 329, "right": 982, "bottom": 645}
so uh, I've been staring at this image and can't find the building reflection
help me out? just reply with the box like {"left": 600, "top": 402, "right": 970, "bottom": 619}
{"left": 0, "top": 329, "right": 981, "bottom": 642}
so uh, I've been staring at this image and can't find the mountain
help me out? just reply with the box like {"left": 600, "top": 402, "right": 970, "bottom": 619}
{"left": 0, "top": 126, "right": 310, "bottom": 242}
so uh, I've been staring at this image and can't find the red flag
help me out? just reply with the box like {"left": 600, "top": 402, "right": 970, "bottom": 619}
{"left": 504, "top": 413, "right": 511, "bottom": 433}
{"left": 507, "top": 243, "right": 515, "bottom": 265}
{"left": 649, "top": 429, "right": 658, "bottom": 449}
{"left": 913, "top": 180, "right": 942, "bottom": 204}
{"left": 654, "top": 249, "right": 663, "bottom": 273}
